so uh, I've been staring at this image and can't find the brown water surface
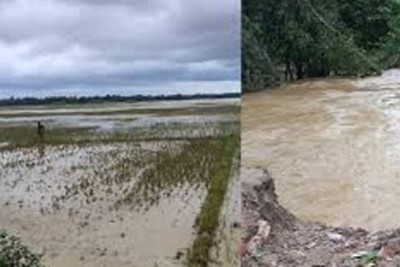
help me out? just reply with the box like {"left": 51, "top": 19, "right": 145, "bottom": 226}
{"left": 242, "top": 70, "right": 400, "bottom": 231}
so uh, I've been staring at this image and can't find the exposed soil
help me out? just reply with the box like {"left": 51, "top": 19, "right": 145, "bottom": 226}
{"left": 241, "top": 167, "right": 400, "bottom": 267}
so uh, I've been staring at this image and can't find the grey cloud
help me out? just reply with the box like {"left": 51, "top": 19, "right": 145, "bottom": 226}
{"left": 0, "top": 0, "right": 240, "bottom": 97}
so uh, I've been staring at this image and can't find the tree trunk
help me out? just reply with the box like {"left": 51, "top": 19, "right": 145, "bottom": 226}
{"left": 296, "top": 63, "right": 304, "bottom": 80}
{"left": 285, "top": 62, "right": 294, "bottom": 81}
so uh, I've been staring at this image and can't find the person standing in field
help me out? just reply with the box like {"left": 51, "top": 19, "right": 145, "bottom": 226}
{"left": 37, "top": 121, "right": 45, "bottom": 140}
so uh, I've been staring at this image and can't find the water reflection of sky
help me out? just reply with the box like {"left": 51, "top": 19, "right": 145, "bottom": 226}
{"left": 0, "top": 113, "right": 237, "bottom": 131}
{"left": 0, "top": 98, "right": 239, "bottom": 114}
{"left": 0, "top": 100, "right": 238, "bottom": 130}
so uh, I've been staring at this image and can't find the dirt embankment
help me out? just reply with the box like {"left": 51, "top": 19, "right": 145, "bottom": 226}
{"left": 241, "top": 167, "right": 400, "bottom": 267}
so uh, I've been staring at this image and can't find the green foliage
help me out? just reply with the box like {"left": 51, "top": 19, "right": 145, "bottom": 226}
{"left": 337, "top": 0, "right": 391, "bottom": 49}
{"left": 243, "top": 0, "right": 400, "bottom": 91}
{"left": 379, "top": 0, "right": 400, "bottom": 68}
{"left": 242, "top": 15, "right": 279, "bottom": 90}
{"left": 0, "top": 230, "right": 43, "bottom": 267}
{"left": 187, "top": 134, "right": 239, "bottom": 266}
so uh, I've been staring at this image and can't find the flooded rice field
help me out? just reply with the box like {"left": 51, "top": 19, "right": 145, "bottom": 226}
{"left": 0, "top": 99, "right": 239, "bottom": 267}
{"left": 242, "top": 70, "right": 400, "bottom": 232}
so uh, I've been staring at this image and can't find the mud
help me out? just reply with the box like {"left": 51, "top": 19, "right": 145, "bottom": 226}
{"left": 0, "top": 142, "right": 205, "bottom": 267}
{"left": 0, "top": 99, "right": 239, "bottom": 267}
{"left": 242, "top": 167, "right": 400, "bottom": 267}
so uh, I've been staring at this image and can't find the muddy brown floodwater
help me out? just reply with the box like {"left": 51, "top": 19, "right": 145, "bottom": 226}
{"left": 242, "top": 70, "right": 400, "bottom": 232}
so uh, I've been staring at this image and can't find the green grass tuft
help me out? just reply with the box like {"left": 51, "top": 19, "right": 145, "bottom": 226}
{"left": 0, "top": 230, "right": 43, "bottom": 267}
{"left": 187, "top": 134, "right": 239, "bottom": 267}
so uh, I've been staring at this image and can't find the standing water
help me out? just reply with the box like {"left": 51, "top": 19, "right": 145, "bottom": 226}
{"left": 0, "top": 99, "right": 239, "bottom": 267}
{"left": 242, "top": 69, "right": 400, "bottom": 231}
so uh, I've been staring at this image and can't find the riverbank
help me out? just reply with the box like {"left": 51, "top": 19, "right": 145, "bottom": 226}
{"left": 241, "top": 167, "right": 400, "bottom": 266}
{"left": 245, "top": 68, "right": 400, "bottom": 94}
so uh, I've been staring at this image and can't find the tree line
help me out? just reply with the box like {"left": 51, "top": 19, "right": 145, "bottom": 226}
{"left": 0, "top": 93, "right": 240, "bottom": 106}
{"left": 243, "top": 0, "right": 400, "bottom": 91}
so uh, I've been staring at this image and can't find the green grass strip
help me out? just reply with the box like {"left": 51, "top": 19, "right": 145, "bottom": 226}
{"left": 187, "top": 134, "right": 239, "bottom": 267}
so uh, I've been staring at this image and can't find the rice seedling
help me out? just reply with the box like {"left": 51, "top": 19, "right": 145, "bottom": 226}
{"left": 187, "top": 134, "right": 239, "bottom": 267}
{"left": 0, "top": 101, "right": 239, "bottom": 266}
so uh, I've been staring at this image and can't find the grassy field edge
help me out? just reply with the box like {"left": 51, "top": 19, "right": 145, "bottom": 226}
{"left": 187, "top": 134, "right": 239, "bottom": 266}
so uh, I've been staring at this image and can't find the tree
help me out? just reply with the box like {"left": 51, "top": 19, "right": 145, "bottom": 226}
{"left": 242, "top": 0, "right": 398, "bottom": 92}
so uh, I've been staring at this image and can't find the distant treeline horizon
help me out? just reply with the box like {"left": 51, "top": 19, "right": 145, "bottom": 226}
{"left": 0, "top": 93, "right": 241, "bottom": 106}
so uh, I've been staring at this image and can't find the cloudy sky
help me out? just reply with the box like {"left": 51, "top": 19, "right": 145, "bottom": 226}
{"left": 0, "top": 0, "right": 240, "bottom": 98}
